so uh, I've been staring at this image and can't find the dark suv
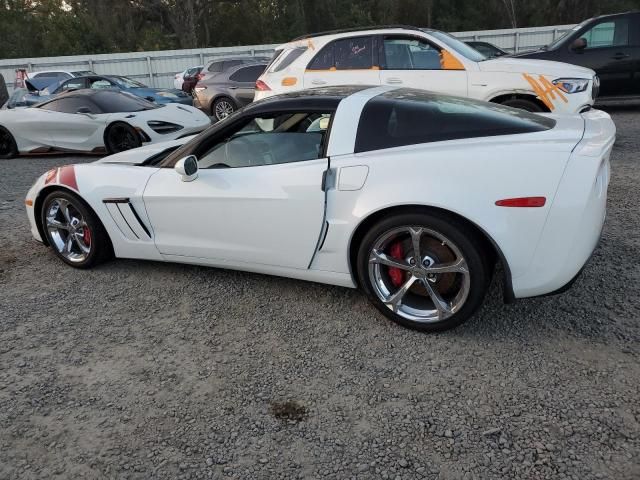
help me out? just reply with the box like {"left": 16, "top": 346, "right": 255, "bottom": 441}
{"left": 513, "top": 11, "right": 640, "bottom": 100}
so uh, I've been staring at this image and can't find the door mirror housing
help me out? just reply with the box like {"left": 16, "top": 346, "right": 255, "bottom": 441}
{"left": 175, "top": 155, "right": 199, "bottom": 182}
{"left": 570, "top": 37, "right": 587, "bottom": 52}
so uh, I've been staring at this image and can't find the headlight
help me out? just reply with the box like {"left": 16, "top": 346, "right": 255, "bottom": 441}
{"left": 552, "top": 78, "right": 590, "bottom": 94}
{"left": 147, "top": 121, "right": 184, "bottom": 134}
{"left": 157, "top": 92, "right": 177, "bottom": 98}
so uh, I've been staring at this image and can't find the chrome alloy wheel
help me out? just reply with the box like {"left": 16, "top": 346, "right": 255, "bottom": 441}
{"left": 214, "top": 100, "right": 234, "bottom": 120}
{"left": 368, "top": 226, "right": 471, "bottom": 323}
{"left": 45, "top": 198, "right": 92, "bottom": 263}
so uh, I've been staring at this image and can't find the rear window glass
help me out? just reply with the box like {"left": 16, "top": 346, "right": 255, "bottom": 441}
{"left": 355, "top": 89, "right": 555, "bottom": 153}
{"left": 229, "top": 65, "right": 266, "bottom": 82}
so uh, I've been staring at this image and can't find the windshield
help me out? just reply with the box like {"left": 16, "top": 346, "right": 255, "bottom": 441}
{"left": 112, "top": 76, "right": 147, "bottom": 89}
{"left": 426, "top": 30, "right": 487, "bottom": 62}
{"left": 544, "top": 20, "right": 589, "bottom": 50}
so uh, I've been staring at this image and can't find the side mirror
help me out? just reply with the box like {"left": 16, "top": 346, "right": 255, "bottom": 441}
{"left": 145, "top": 96, "right": 156, "bottom": 102}
{"left": 570, "top": 37, "right": 587, "bottom": 52}
{"left": 175, "top": 155, "right": 199, "bottom": 182}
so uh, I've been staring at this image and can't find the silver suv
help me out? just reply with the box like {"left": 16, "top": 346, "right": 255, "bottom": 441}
{"left": 194, "top": 58, "right": 268, "bottom": 121}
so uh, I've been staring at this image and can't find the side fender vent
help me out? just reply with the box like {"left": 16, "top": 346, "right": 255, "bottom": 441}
{"left": 103, "top": 198, "right": 152, "bottom": 241}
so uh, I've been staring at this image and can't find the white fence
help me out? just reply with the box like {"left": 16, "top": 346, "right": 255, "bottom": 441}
{"left": 0, "top": 24, "right": 575, "bottom": 93}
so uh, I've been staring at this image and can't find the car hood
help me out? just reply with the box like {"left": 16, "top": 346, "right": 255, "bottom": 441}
{"left": 116, "top": 102, "right": 210, "bottom": 127}
{"left": 96, "top": 136, "right": 193, "bottom": 165}
{"left": 479, "top": 57, "right": 594, "bottom": 78}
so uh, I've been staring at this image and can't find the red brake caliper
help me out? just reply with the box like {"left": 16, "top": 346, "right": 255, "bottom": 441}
{"left": 83, "top": 227, "right": 91, "bottom": 246}
{"left": 388, "top": 241, "right": 405, "bottom": 287}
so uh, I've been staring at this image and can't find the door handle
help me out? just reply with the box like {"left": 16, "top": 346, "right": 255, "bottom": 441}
{"left": 611, "top": 53, "right": 630, "bottom": 60}
{"left": 386, "top": 78, "right": 403, "bottom": 84}
{"left": 228, "top": 86, "right": 238, "bottom": 90}
{"left": 311, "top": 79, "right": 327, "bottom": 86}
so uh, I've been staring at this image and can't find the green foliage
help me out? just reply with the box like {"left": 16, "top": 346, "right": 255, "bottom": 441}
{"left": 0, "top": 0, "right": 638, "bottom": 58}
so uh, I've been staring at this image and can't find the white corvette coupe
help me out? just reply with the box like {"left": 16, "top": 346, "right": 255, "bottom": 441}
{"left": 25, "top": 86, "right": 615, "bottom": 332}
{"left": 0, "top": 89, "right": 210, "bottom": 159}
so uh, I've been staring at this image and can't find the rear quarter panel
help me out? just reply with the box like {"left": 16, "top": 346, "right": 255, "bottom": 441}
{"left": 312, "top": 132, "right": 581, "bottom": 281}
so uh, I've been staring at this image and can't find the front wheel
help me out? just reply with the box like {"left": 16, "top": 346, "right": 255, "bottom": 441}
{"left": 105, "top": 122, "right": 142, "bottom": 154}
{"left": 499, "top": 98, "right": 544, "bottom": 112}
{"left": 357, "top": 212, "right": 491, "bottom": 332}
{"left": 41, "top": 190, "right": 113, "bottom": 268}
{"left": 0, "top": 126, "right": 18, "bottom": 159}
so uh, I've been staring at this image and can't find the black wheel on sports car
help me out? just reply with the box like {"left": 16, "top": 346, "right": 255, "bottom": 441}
{"left": 105, "top": 122, "right": 142, "bottom": 154}
{"left": 500, "top": 98, "right": 544, "bottom": 112}
{"left": 0, "top": 126, "right": 18, "bottom": 159}
{"left": 356, "top": 212, "right": 491, "bottom": 332}
{"left": 41, "top": 190, "right": 113, "bottom": 268}
{"left": 212, "top": 97, "right": 236, "bottom": 121}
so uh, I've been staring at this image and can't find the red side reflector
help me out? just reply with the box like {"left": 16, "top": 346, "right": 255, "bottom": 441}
{"left": 495, "top": 197, "right": 546, "bottom": 207}
{"left": 255, "top": 80, "right": 271, "bottom": 91}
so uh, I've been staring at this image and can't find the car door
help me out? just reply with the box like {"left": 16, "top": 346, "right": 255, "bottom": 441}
{"left": 570, "top": 15, "right": 636, "bottom": 96}
{"left": 227, "top": 64, "right": 266, "bottom": 106}
{"left": 36, "top": 97, "right": 106, "bottom": 151}
{"left": 378, "top": 34, "right": 468, "bottom": 97}
{"left": 304, "top": 35, "right": 381, "bottom": 89}
{"left": 143, "top": 110, "right": 332, "bottom": 269}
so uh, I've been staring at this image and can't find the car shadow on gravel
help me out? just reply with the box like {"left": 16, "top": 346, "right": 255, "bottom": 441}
{"left": 90, "top": 245, "right": 637, "bottom": 352}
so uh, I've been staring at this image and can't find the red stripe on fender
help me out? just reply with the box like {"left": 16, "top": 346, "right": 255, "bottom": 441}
{"left": 495, "top": 197, "right": 546, "bottom": 208}
{"left": 58, "top": 165, "right": 78, "bottom": 191}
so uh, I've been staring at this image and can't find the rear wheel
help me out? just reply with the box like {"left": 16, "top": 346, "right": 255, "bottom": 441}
{"left": 105, "top": 122, "right": 141, "bottom": 154}
{"left": 41, "top": 190, "right": 112, "bottom": 268}
{"left": 0, "top": 126, "right": 17, "bottom": 159}
{"left": 499, "top": 97, "right": 544, "bottom": 112}
{"left": 357, "top": 212, "right": 491, "bottom": 332}
{"left": 212, "top": 97, "right": 236, "bottom": 121}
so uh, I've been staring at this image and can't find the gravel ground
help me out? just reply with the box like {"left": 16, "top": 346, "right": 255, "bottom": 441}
{"left": 1, "top": 107, "right": 639, "bottom": 480}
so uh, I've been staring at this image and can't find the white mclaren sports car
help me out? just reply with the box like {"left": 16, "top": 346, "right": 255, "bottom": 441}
{"left": 25, "top": 86, "right": 615, "bottom": 332}
{"left": 0, "top": 89, "right": 210, "bottom": 159}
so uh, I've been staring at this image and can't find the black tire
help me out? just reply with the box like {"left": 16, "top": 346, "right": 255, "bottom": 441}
{"left": 499, "top": 98, "right": 544, "bottom": 112}
{"left": 105, "top": 122, "right": 142, "bottom": 154}
{"left": 211, "top": 96, "right": 236, "bottom": 121}
{"left": 356, "top": 211, "right": 491, "bottom": 332}
{"left": 0, "top": 126, "right": 18, "bottom": 159}
{"left": 41, "top": 190, "right": 113, "bottom": 268}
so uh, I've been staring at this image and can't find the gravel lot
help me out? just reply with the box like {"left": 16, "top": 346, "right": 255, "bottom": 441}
{"left": 1, "top": 106, "right": 639, "bottom": 480}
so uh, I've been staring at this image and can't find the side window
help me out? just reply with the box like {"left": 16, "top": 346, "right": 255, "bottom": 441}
{"left": 222, "top": 60, "right": 242, "bottom": 71}
{"left": 307, "top": 36, "right": 374, "bottom": 70}
{"left": 197, "top": 112, "right": 332, "bottom": 169}
{"left": 383, "top": 37, "right": 442, "bottom": 70}
{"left": 581, "top": 19, "right": 629, "bottom": 49}
{"left": 335, "top": 36, "right": 373, "bottom": 69}
{"left": 355, "top": 92, "right": 555, "bottom": 153}
{"left": 90, "top": 79, "right": 114, "bottom": 89}
{"left": 39, "top": 97, "right": 98, "bottom": 113}
{"left": 208, "top": 61, "right": 224, "bottom": 73}
{"left": 229, "top": 65, "right": 266, "bottom": 83}
{"left": 59, "top": 78, "right": 87, "bottom": 92}
{"left": 307, "top": 44, "right": 335, "bottom": 70}
{"left": 39, "top": 99, "right": 63, "bottom": 111}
